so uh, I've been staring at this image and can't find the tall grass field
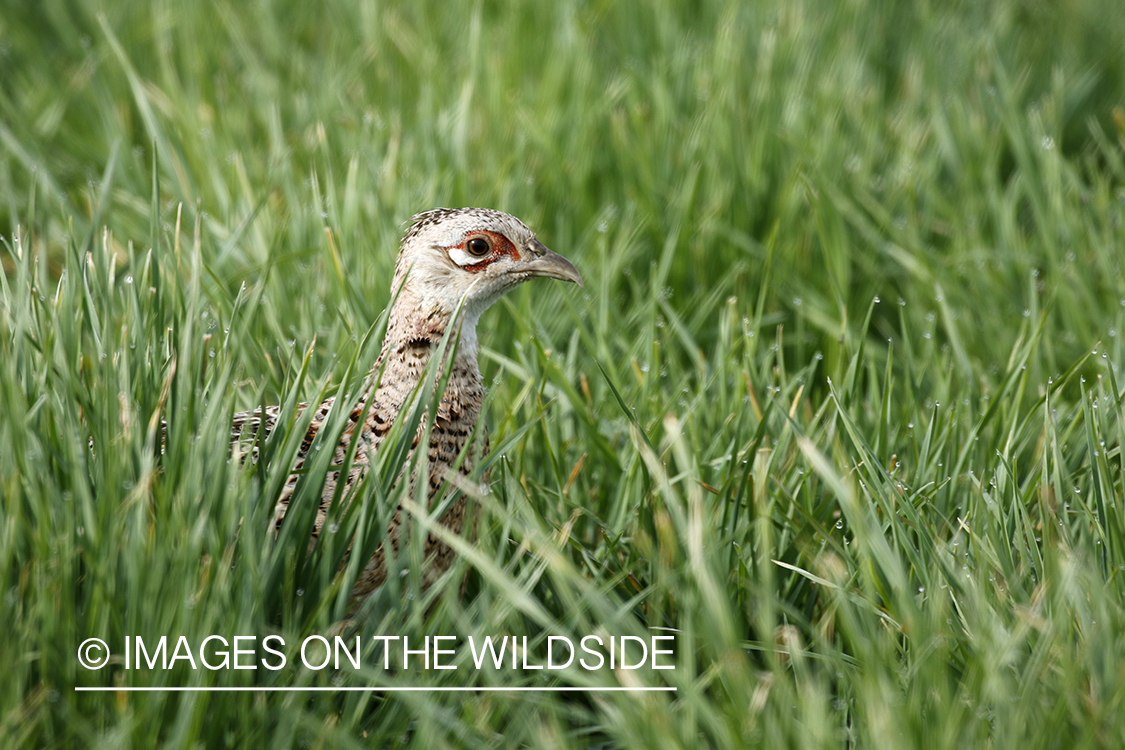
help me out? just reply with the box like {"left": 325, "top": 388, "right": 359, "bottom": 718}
{"left": 3, "top": 1, "right": 1125, "bottom": 747}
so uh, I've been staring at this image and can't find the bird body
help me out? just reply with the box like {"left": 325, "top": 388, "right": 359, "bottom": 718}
{"left": 232, "top": 208, "right": 581, "bottom": 601}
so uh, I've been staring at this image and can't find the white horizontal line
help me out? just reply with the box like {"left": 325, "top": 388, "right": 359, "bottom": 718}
{"left": 76, "top": 686, "right": 676, "bottom": 693}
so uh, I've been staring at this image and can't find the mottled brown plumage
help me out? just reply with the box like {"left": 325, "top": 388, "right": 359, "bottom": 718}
{"left": 231, "top": 208, "right": 582, "bottom": 602}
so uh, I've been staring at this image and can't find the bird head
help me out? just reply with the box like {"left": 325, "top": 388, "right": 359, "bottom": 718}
{"left": 387, "top": 207, "right": 583, "bottom": 348}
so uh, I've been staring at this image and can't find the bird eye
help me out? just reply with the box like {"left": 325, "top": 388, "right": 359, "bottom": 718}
{"left": 465, "top": 237, "right": 491, "bottom": 257}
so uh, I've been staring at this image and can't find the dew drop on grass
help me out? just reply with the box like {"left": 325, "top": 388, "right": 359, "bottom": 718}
{"left": 328, "top": 523, "right": 339, "bottom": 534}
{"left": 125, "top": 275, "right": 133, "bottom": 284}
{"left": 296, "top": 589, "right": 304, "bottom": 597}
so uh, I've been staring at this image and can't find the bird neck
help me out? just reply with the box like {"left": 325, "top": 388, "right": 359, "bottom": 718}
{"left": 382, "top": 295, "right": 481, "bottom": 361}
{"left": 370, "top": 296, "right": 484, "bottom": 415}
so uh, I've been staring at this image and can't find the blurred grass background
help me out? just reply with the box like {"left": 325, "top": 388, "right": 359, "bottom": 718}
{"left": 2, "top": 0, "right": 1125, "bottom": 747}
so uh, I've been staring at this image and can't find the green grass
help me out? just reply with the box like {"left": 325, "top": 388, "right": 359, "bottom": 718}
{"left": 3, "top": 0, "right": 1125, "bottom": 747}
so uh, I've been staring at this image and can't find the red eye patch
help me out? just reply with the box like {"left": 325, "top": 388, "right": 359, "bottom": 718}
{"left": 451, "top": 230, "right": 520, "bottom": 272}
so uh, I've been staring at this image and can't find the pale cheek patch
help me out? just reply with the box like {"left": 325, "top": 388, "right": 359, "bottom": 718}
{"left": 447, "top": 247, "right": 478, "bottom": 267}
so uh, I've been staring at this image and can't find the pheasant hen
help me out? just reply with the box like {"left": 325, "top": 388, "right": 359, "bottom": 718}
{"left": 232, "top": 207, "right": 582, "bottom": 602}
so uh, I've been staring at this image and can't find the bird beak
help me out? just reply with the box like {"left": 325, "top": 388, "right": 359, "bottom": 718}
{"left": 521, "top": 239, "right": 584, "bottom": 287}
